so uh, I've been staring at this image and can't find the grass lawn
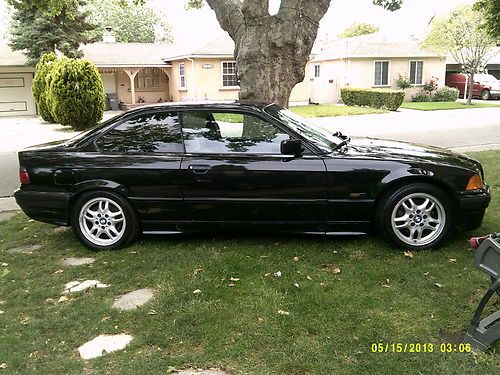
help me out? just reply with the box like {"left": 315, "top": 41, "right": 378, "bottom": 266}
{"left": 291, "top": 104, "right": 387, "bottom": 117}
{"left": 1, "top": 151, "right": 499, "bottom": 374}
{"left": 400, "top": 101, "right": 500, "bottom": 111}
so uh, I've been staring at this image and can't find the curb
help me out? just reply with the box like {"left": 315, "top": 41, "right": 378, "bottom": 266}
{"left": 0, "top": 197, "right": 20, "bottom": 213}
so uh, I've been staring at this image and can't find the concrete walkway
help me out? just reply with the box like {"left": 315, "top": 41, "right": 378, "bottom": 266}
{"left": 0, "top": 112, "right": 122, "bottom": 198}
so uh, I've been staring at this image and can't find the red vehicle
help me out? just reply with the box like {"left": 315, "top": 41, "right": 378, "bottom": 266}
{"left": 445, "top": 73, "right": 500, "bottom": 100}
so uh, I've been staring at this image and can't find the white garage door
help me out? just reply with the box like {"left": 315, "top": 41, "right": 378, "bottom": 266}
{"left": 0, "top": 73, "right": 36, "bottom": 117}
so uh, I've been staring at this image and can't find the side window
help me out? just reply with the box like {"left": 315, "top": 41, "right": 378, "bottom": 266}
{"left": 95, "top": 111, "right": 183, "bottom": 153}
{"left": 181, "top": 111, "right": 290, "bottom": 154}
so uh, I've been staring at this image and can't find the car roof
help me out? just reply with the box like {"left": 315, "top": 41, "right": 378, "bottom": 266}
{"left": 125, "top": 100, "right": 274, "bottom": 114}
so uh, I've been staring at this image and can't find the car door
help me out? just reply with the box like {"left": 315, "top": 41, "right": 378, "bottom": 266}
{"left": 83, "top": 110, "right": 185, "bottom": 229}
{"left": 179, "top": 109, "right": 328, "bottom": 232}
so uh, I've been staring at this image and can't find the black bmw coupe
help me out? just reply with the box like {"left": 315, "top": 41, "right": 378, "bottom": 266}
{"left": 14, "top": 101, "right": 490, "bottom": 251}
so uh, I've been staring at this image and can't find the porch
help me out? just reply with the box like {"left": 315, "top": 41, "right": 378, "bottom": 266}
{"left": 98, "top": 66, "right": 172, "bottom": 110}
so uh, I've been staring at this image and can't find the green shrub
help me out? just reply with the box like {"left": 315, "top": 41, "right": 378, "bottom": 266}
{"left": 432, "top": 86, "right": 459, "bottom": 102}
{"left": 32, "top": 52, "right": 57, "bottom": 122}
{"left": 412, "top": 93, "right": 432, "bottom": 102}
{"left": 395, "top": 74, "right": 412, "bottom": 90}
{"left": 47, "top": 57, "right": 105, "bottom": 130}
{"left": 340, "top": 88, "right": 405, "bottom": 111}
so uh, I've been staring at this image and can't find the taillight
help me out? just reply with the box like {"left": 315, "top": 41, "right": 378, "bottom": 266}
{"left": 19, "top": 167, "right": 30, "bottom": 185}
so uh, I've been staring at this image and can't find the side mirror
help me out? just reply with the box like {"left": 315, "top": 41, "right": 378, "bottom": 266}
{"left": 281, "top": 139, "right": 302, "bottom": 155}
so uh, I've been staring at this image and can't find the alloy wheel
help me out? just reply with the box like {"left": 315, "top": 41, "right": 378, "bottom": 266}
{"left": 390, "top": 193, "right": 446, "bottom": 247}
{"left": 78, "top": 197, "right": 126, "bottom": 246}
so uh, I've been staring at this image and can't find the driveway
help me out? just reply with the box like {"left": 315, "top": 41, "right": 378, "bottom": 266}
{"left": 0, "top": 112, "right": 121, "bottom": 197}
{"left": 0, "top": 107, "right": 499, "bottom": 197}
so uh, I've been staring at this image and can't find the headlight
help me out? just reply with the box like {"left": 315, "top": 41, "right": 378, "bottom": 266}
{"left": 466, "top": 174, "right": 484, "bottom": 191}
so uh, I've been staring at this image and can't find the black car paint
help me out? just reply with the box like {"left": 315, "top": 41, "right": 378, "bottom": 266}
{"left": 14, "top": 102, "right": 490, "bottom": 235}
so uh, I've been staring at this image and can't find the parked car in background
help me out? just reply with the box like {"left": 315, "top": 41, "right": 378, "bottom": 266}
{"left": 14, "top": 102, "right": 491, "bottom": 251}
{"left": 445, "top": 73, "right": 500, "bottom": 100}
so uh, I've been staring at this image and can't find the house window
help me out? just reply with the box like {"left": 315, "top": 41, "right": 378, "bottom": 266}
{"left": 374, "top": 61, "right": 389, "bottom": 86}
{"left": 313, "top": 64, "right": 320, "bottom": 78}
{"left": 410, "top": 60, "right": 424, "bottom": 85}
{"left": 134, "top": 69, "right": 162, "bottom": 90}
{"left": 179, "top": 63, "right": 186, "bottom": 88}
{"left": 222, "top": 61, "right": 238, "bottom": 87}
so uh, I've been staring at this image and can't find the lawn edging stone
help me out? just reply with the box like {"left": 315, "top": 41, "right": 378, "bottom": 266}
{"left": 61, "top": 257, "right": 96, "bottom": 266}
{"left": 112, "top": 288, "right": 154, "bottom": 311}
{"left": 77, "top": 334, "right": 133, "bottom": 359}
{"left": 62, "top": 280, "right": 109, "bottom": 294}
{"left": 6, "top": 244, "right": 42, "bottom": 254}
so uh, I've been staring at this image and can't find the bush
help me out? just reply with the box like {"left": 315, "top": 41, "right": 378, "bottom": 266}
{"left": 340, "top": 88, "right": 405, "bottom": 111}
{"left": 412, "top": 93, "right": 432, "bottom": 102}
{"left": 432, "top": 86, "right": 459, "bottom": 102}
{"left": 395, "top": 74, "right": 412, "bottom": 90}
{"left": 47, "top": 57, "right": 105, "bottom": 130}
{"left": 32, "top": 52, "right": 57, "bottom": 122}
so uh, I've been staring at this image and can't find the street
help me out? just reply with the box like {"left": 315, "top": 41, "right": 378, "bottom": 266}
{"left": 1, "top": 107, "right": 499, "bottom": 197}
{"left": 311, "top": 107, "right": 500, "bottom": 151}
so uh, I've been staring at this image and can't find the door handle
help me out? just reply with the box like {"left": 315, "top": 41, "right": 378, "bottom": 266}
{"left": 188, "top": 164, "right": 211, "bottom": 174}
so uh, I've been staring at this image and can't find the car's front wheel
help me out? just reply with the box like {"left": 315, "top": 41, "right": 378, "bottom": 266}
{"left": 72, "top": 191, "right": 138, "bottom": 250}
{"left": 481, "top": 89, "right": 491, "bottom": 100}
{"left": 376, "top": 183, "right": 452, "bottom": 250}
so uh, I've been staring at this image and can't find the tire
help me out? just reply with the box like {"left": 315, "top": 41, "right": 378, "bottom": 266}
{"left": 481, "top": 90, "right": 491, "bottom": 100}
{"left": 71, "top": 190, "right": 139, "bottom": 251}
{"left": 375, "top": 183, "right": 452, "bottom": 250}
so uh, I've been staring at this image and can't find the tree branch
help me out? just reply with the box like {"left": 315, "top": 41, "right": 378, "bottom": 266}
{"left": 242, "top": 0, "right": 269, "bottom": 18}
{"left": 205, "top": 0, "right": 244, "bottom": 39}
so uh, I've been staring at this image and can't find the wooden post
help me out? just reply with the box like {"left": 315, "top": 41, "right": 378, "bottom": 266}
{"left": 125, "top": 69, "right": 140, "bottom": 104}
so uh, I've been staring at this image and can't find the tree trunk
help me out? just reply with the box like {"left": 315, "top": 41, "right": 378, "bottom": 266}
{"left": 467, "top": 72, "right": 474, "bottom": 105}
{"left": 206, "top": 0, "right": 331, "bottom": 107}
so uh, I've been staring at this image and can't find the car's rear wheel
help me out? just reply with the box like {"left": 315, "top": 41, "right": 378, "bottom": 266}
{"left": 376, "top": 183, "right": 452, "bottom": 250}
{"left": 72, "top": 190, "right": 138, "bottom": 250}
{"left": 481, "top": 89, "right": 491, "bottom": 100}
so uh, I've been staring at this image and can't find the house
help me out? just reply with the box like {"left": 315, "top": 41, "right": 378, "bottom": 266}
{"left": 309, "top": 34, "right": 447, "bottom": 103}
{"left": 0, "top": 43, "right": 37, "bottom": 117}
{"left": 160, "top": 33, "right": 309, "bottom": 105}
{"left": 0, "top": 32, "right": 456, "bottom": 118}
{"left": 446, "top": 46, "right": 500, "bottom": 79}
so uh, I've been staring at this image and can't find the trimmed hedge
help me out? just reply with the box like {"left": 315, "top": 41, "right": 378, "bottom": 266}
{"left": 340, "top": 87, "right": 405, "bottom": 111}
{"left": 32, "top": 52, "right": 57, "bottom": 122}
{"left": 47, "top": 57, "right": 105, "bottom": 130}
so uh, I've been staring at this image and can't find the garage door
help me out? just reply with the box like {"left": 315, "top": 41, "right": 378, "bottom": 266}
{"left": 0, "top": 73, "right": 36, "bottom": 117}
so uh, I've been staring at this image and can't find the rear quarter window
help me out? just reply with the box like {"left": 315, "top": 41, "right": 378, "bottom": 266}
{"left": 95, "top": 111, "right": 184, "bottom": 153}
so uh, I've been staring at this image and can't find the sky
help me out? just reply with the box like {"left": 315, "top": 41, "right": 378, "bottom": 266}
{"left": 1, "top": 0, "right": 476, "bottom": 46}
{"left": 147, "top": 0, "right": 476, "bottom": 46}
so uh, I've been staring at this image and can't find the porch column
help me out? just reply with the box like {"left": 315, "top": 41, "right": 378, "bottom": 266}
{"left": 124, "top": 68, "right": 140, "bottom": 104}
{"left": 161, "top": 68, "right": 171, "bottom": 102}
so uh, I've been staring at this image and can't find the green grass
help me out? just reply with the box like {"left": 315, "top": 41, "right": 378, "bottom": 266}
{"left": 400, "top": 101, "right": 500, "bottom": 111}
{"left": 0, "top": 151, "right": 499, "bottom": 374}
{"left": 291, "top": 104, "right": 387, "bottom": 117}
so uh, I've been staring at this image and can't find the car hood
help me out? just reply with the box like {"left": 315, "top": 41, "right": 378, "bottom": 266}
{"left": 336, "top": 137, "right": 481, "bottom": 172}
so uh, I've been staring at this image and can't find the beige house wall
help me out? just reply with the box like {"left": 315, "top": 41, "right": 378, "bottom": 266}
{"left": 310, "top": 56, "right": 446, "bottom": 103}
{"left": 169, "top": 58, "right": 310, "bottom": 105}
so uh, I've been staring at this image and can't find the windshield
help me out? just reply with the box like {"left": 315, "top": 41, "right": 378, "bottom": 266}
{"left": 475, "top": 74, "right": 498, "bottom": 83}
{"left": 264, "top": 104, "right": 341, "bottom": 153}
